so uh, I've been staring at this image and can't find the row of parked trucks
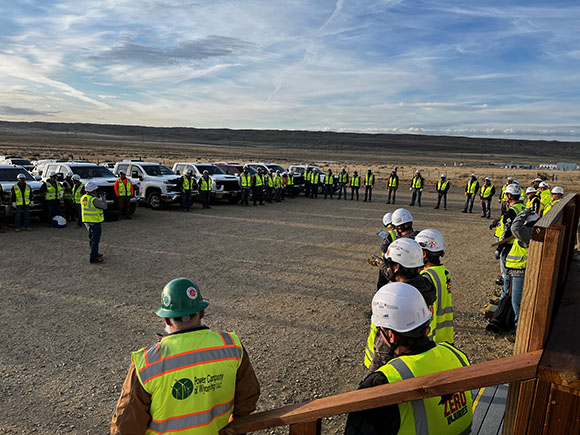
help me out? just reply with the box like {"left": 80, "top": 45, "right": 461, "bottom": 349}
{"left": 1, "top": 155, "right": 339, "bottom": 219}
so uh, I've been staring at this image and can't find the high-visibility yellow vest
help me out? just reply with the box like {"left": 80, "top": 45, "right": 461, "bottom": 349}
{"left": 73, "top": 183, "right": 84, "bottom": 204}
{"left": 81, "top": 194, "right": 104, "bottom": 223}
{"left": 45, "top": 181, "right": 62, "bottom": 200}
{"left": 499, "top": 184, "right": 508, "bottom": 202}
{"left": 311, "top": 173, "right": 320, "bottom": 184}
{"left": 117, "top": 178, "right": 133, "bottom": 196}
{"left": 376, "top": 343, "right": 472, "bottom": 435}
{"left": 411, "top": 176, "right": 423, "bottom": 189}
{"left": 339, "top": 172, "right": 348, "bottom": 183}
{"left": 421, "top": 266, "right": 453, "bottom": 344}
{"left": 133, "top": 329, "right": 243, "bottom": 435}
{"left": 365, "top": 174, "right": 374, "bottom": 186}
{"left": 388, "top": 176, "right": 398, "bottom": 188}
{"left": 324, "top": 174, "right": 334, "bottom": 185}
{"left": 12, "top": 184, "right": 31, "bottom": 206}
{"left": 254, "top": 175, "right": 264, "bottom": 187}
{"left": 274, "top": 175, "right": 283, "bottom": 188}
{"left": 182, "top": 176, "right": 194, "bottom": 191}
{"left": 480, "top": 184, "right": 494, "bottom": 199}
{"left": 350, "top": 176, "right": 360, "bottom": 187}
{"left": 240, "top": 173, "right": 251, "bottom": 188}
{"left": 540, "top": 189, "right": 551, "bottom": 211}
{"left": 466, "top": 180, "right": 478, "bottom": 195}
{"left": 506, "top": 239, "right": 528, "bottom": 270}
{"left": 437, "top": 180, "right": 448, "bottom": 191}
{"left": 526, "top": 195, "right": 540, "bottom": 210}
{"left": 364, "top": 322, "right": 378, "bottom": 368}
{"left": 494, "top": 202, "right": 525, "bottom": 240}
{"left": 544, "top": 199, "right": 560, "bottom": 215}
{"left": 287, "top": 175, "right": 294, "bottom": 186}
{"left": 200, "top": 177, "right": 212, "bottom": 191}
{"left": 305, "top": 172, "right": 312, "bottom": 182}
{"left": 63, "top": 180, "right": 74, "bottom": 200}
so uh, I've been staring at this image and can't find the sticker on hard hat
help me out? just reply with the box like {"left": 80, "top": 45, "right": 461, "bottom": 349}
{"left": 163, "top": 294, "right": 171, "bottom": 307}
{"left": 186, "top": 287, "right": 198, "bottom": 300}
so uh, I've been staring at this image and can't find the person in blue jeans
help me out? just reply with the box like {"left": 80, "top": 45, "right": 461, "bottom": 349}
{"left": 12, "top": 173, "right": 33, "bottom": 232}
{"left": 81, "top": 182, "right": 107, "bottom": 264}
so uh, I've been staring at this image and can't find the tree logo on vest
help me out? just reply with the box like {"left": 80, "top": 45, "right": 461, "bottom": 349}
{"left": 172, "top": 378, "right": 194, "bottom": 400}
{"left": 186, "top": 287, "right": 198, "bottom": 300}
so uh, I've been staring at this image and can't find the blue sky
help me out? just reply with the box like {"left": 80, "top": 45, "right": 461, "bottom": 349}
{"left": 1, "top": 0, "right": 579, "bottom": 141}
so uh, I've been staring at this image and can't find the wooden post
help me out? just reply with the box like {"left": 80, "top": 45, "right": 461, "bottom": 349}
{"left": 289, "top": 420, "right": 321, "bottom": 435}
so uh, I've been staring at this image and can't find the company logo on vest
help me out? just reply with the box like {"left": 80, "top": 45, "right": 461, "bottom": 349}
{"left": 172, "top": 378, "right": 194, "bottom": 400}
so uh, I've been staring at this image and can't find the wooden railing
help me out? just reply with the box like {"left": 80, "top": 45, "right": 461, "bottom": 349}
{"left": 226, "top": 194, "right": 580, "bottom": 435}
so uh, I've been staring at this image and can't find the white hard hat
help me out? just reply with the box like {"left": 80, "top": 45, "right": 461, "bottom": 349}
{"left": 440, "top": 173, "right": 446, "bottom": 178}
{"left": 72, "top": 174, "right": 81, "bottom": 181}
{"left": 371, "top": 282, "right": 432, "bottom": 333}
{"left": 49, "top": 171, "right": 57, "bottom": 177}
{"left": 526, "top": 187, "right": 537, "bottom": 194}
{"left": 471, "top": 173, "right": 476, "bottom": 177}
{"left": 513, "top": 179, "right": 520, "bottom": 185}
{"left": 341, "top": 166, "right": 346, "bottom": 170}
{"left": 382, "top": 212, "right": 393, "bottom": 227}
{"left": 385, "top": 238, "right": 424, "bottom": 268}
{"left": 119, "top": 169, "right": 126, "bottom": 175}
{"left": 416, "top": 169, "right": 421, "bottom": 174}
{"left": 505, "top": 183, "right": 521, "bottom": 196}
{"left": 391, "top": 208, "right": 413, "bottom": 226}
{"left": 551, "top": 186, "right": 564, "bottom": 195}
{"left": 85, "top": 181, "right": 98, "bottom": 192}
{"left": 539, "top": 181, "right": 549, "bottom": 189}
{"left": 392, "top": 168, "right": 397, "bottom": 172}
{"left": 17, "top": 173, "right": 27, "bottom": 179}
{"left": 416, "top": 229, "right": 445, "bottom": 253}
{"left": 485, "top": 177, "right": 491, "bottom": 181}
{"left": 368, "top": 167, "right": 372, "bottom": 171}
{"left": 533, "top": 178, "right": 542, "bottom": 183}
{"left": 507, "top": 176, "right": 514, "bottom": 181}
{"left": 67, "top": 171, "right": 73, "bottom": 177}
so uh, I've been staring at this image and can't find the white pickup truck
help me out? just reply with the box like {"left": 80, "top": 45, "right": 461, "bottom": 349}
{"left": 172, "top": 162, "right": 241, "bottom": 203}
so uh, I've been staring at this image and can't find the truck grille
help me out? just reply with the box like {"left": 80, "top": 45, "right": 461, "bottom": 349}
{"left": 216, "top": 180, "right": 241, "bottom": 191}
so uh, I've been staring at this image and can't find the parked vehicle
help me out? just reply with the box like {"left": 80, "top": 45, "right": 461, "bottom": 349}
{"left": 288, "top": 164, "right": 336, "bottom": 194}
{"left": 0, "top": 156, "right": 35, "bottom": 172}
{"left": 172, "top": 162, "right": 241, "bottom": 203}
{"left": 0, "top": 165, "right": 45, "bottom": 218}
{"left": 214, "top": 163, "right": 258, "bottom": 177}
{"left": 113, "top": 160, "right": 179, "bottom": 210}
{"left": 41, "top": 162, "right": 139, "bottom": 217}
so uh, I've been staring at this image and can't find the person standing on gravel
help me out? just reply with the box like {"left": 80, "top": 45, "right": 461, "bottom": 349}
{"left": 337, "top": 166, "right": 349, "bottom": 200}
{"left": 11, "top": 173, "right": 33, "bottom": 232}
{"left": 180, "top": 169, "right": 195, "bottom": 211}
{"left": 81, "top": 181, "right": 107, "bottom": 264}
{"left": 347, "top": 283, "right": 472, "bottom": 435}
{"left": 350, "top": 170, "right": 360, "bottom": 200}
{"left": 311, "top": 169, "right": 320, "bottom": 199}
{"left": 434, "top": 173, "right": 450, "bottom": 210}
{"left": 41, "top": 171, "right": 62, "bottom": 226}
{"left": 386, "top": 169, "right": 398, "bottom": 204}
{"left": 479, "top": 177, "right": 495, "bottom": 218}
{"left": 363, "top": 168, "right": 375, "bottom": 202}
{"left": 252, "top": 167, "right": 265, "bottom": 205}
{"left": 200, "top": 170, "right": 212, "bottom": 209}
{"left": 408, "top": 170, "right": 424, "bottom": 207}
{"left": 111, "top": 278, "right": 260, "bottom": 435}
{"left": 462, "top": 173, "right": 479, "bottom": 213}
{"left": 324, "top": 168, "right": 335, "bottom": 199}
{"left": 239, "top": 166, "right": 251, "bottom": 207}
{"left": 114, "top": 170, "right": 134, "bottom": 218}
{"left": 71, "top": 175, "right": 84, "bottom": 228}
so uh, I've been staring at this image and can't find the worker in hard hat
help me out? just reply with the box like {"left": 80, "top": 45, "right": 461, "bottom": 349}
{"left": 491, "top": 184, "right": 524, "bottom": 299}
{"left": 81, "top": 182, "right": 107, "bottom": 264}
{"left": 462, "top": 174, "right": 479, "bottom": 213}
{"left": 538, "top": 181, "right": 551, "bottom": 214}
{"left": 366, "top": 238, "right": 436, "bottom": 371}
{"left": 525, "top": 187, "right": 541, "bottom": 215}
{"left": 310, "top": 169, "right": 320, "bottom": 199}
{"left": 252, "top": 167, "right": 265, "bottom": 206}
{"left": 273, "top": 170, "right": 284, "bottom": 202}
{"left": 71, "top": 175, "right": 84, "bottom": 228}
{"left": 416, "top": 229, "right": 453, "bottom": 344}
{"left": 111, "top": 278, "right": 260, "bottom": 434}
{"left": 363, "top": 168, "right": 375, "bottom": 202}
{"left": 347, "top": 282, "right": 472, "bottom": 435}
{"left": 543, "top": 186, "right": 564, "bottom": 214}
{"left": 323, "top": 168, "right": 334, "bottom": 199}
{"left": 350, "top": 170, "right": 360, "bottom": 200}
{"left": 479, "top": 177, "right": 495, "bottom": 218}
{"left": 11, "top": 173, "right": 33, "bottom": 232}
{"left": 379, "top": 212, "right": 398, "bottom": 255}
{"left": 337, "top": 167, "right": 349, "bottom": 200}
{"left": 181, "top": 168, "right": 196, "bottom": 211}
{"left": 41, "top": 171, "right": 63, "bottom": 226}
{"left": 434, "top": 173, "right": 450, "bottom": 210}
{"left": 304, "top": 167, "right": 312, "bottom": 198}
{"left": 499, "top": 176, "right": 514, "bottom": 215}
{"left": 115, "top": 169, "right": 134, "bottom": 218}
{"left": 408, "top": 170, "right": 424, "bottom": 207}
{"left": 386, "top": 169, "right": 398, "bottom": 204}
{"left": 531, "top": 178, "right": 542, "bottom": 190}
{"left": 391, "top": 208, "right": 420, "bottom": 240}
{"left": 62, "top": 171, "right": 76, "bottom": 223}
{"left": 200, "top": 170, "right": 213, "bottom": 209}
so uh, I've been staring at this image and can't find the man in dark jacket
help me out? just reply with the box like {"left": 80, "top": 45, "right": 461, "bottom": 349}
{"left": 434, "top": 173, "right": 450, "bottom": 210}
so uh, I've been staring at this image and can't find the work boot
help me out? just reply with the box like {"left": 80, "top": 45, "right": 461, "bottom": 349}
{"left": 90, "top": 257, "right": 104, "bottom": 264}
{"left": 462, "top": 210, "right": 467, "bottom": 213}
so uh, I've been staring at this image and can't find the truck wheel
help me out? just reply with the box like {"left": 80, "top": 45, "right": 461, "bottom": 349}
{"left": 147, "top": 191, "right": 162, "bottom": 210}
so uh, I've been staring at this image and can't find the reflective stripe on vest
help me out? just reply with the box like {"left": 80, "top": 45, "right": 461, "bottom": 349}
{"left": 421, "top": 266, "right": 454, "bottom": 344}
{"left": 437, "top": 180, "right": 448, "bottom": 191}
{"left": 63, "top": 180, "right": 73, "bottom": 200}
{"left": 73, "top": 183, "right": 84, "bottom": 204}
{"left": 499, "top": 184, "right": 507, "bottom": 202}
{"left": 305, "top": 172, "right": 311, "bottom": 182}
{"left": 495, "top": 202, "right": 525, "bottom": 241}
{"left": 254, "top": 175, "right": 264, "bottom": 187}
{"left": 377, "top": 344, "right": 472, "bottom": 435}
{"left": 544, "top": 199, "right": 560, "bottom": 214}
{"left": 311, "top": 173, "right": 319, "bottom": 184}
{"left": 117, "top": 178, "right": 133, "bottom": 196}
{"left": 13, "top": 184, "right": 31, "bottom": 206}
{"left": 466, "top": 180, "right": 478, "bottom": 194}
{"left": 540, "top": 190, "right": 551, "bottom": 210}
{"left": 325, "top": 174, "right": 333, "bottom": 185}
{"left": 200, "top": 177, "right": 212, "bottom": 191}
{"left": 350, "top": 176, "right": 360, "bottom": 187}
{"left": 274, "top": 176, "right": 283, "bottom": 188}
{"left": 411, "top": 177, "right": 423, "bottom": 189}
{"left": 182, "top": 176, "right": 193, "bottom": 191}
{"left": 506, "top": 239, "right": 528, "bottom": 270}
{"left": 481, "top": 184, "right": 494, "bottom": 198}
{"left": 133, "top": 330, "right": 242, "bottom": 435}
{"left": 81, "top": 194, "right": 104, "bottom": 223}
{"left": 364, "top": 322, "right": 378, "bottom": 369}
{"left": 287, "top": 175, "right": 294, "bottom": 186}
{"left": 240, "top": 173, "right": 251, "bottom": 188}
{"left": 365, "top": 174, "right": 374, "bottom": 186}
{"left": 339, "top": 173, "right": 348, "bottom": 183}
{"left": 45, "top": 181, "right": 62, "bottom": 200}
{"left": 388, "top": 176, "right": 398, "bottom": 188}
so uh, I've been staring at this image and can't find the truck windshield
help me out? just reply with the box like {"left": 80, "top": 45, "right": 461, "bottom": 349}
{"left": 266, "top": 164, "right": 286, "bottom": 173}
{"left": 10, "top": 159, "right": 32, "bottom": 166}
{"left": 195, "top": 165, "right": 224, "bottom": 175}
{"left": 142, "top": 165, "right": 175, "bottom": 176}
{"left": 72, "top": 166, "right": 116, "bottom": 178}
{"left": 0, "top": 168, "right": 34, "bottom": 181}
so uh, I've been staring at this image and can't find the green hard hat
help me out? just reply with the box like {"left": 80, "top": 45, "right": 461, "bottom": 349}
{"left": 156, "top": 278, "right": 209, "bottom": 318}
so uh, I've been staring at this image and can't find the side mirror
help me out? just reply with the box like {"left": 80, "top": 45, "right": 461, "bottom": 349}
{"left": 139, "top": 176, "right": 143, "bottom": 182}
{"left": 56, "top": 173, "right": 64, "bottom": 182}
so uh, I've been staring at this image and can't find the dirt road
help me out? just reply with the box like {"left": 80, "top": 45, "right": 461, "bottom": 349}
{"left": 1, "top": 188, "right": 512, "bottom": 433}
